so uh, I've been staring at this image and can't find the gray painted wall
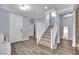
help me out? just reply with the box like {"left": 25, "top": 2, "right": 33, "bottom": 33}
{"left": 49, "top": 13, "right": 56, "bottom": 25}
{"left": 23, "top": 16, "right": 29, "bottom": 39}
{"left": 60, "top": 15, "right": 73, "bottom": 40}
{"left": 0, "top": 8, "right": 9, "bottom": 40}
{"left": 23, "top": 16, "right": 34, "bottom": 39}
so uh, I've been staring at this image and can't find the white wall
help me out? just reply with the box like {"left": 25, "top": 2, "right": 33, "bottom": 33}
{"left": 23, "top": 16, "right": 34, "bottom": 40}
{"left": 49, "top": 14, "right": 56, "bottom": 25}
{"left": 0, "top": 8, "right": 9, "bottom": 41}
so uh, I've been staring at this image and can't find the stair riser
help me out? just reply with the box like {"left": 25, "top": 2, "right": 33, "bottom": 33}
{"left": 46, "top": 30, "right": 51, "bottom": 32}
{"left": 43, "top": 33, "right": 51, "bottom": 36}
{"left": 40, "top": 39, "right": 50, "bottom": 43}
{"left": 42, "top": 34, "right": 51, "bottom": 39}
{"left": 42, "top": 36, "right": 51, "bottom": 39}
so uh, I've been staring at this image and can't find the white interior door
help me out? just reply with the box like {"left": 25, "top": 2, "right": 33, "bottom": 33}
{"left": 9, "top": 13, "right": 23, "bottom": 43}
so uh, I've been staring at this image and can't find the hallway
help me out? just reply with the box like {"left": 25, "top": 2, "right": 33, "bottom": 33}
{"left": 11, "top": 37, "right": 77, "bottom": 55}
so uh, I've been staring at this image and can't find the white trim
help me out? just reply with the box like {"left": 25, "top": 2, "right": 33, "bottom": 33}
{"left": 62, "top": 13, "right": 73, "bottom": 17}
{"left": 57, "top": 7, "right": 73, "bottom": 15}
{"left": 72, "top": 11, "right": 76, "bottom": 47}
{"left": 51, "top": 29, "right": 53, "bottom": 49}
{"left": 23, "top": 37, "right": 29, "bottom": 41}
{"left": 57, "top": 14, "right": 60, "bottom": 43}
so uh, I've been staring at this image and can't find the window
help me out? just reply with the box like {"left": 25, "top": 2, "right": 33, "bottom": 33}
{"left": 63, "top": 26, "right": 69, "bottom": 39}
{"left": 51, "top": 11, "right": 56, "bottom": 17}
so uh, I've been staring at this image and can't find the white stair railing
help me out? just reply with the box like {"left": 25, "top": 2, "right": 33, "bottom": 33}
{"left": 51, "top": 22, "right": 58, "bottom": 49}
{"left": 36, "top": 19, "right": 49, "bottom": 44}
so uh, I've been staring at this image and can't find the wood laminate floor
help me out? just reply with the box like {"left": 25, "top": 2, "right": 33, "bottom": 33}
{"left": 11, "top": 37, "right": 77, "bottom": 55}
{"left": 56, "top": 39, "right": 77, "bottom": 55}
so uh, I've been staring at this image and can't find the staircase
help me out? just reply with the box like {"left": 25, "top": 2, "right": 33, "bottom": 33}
{"left": 39, "top": 25, "right": 53, "bottom": 48}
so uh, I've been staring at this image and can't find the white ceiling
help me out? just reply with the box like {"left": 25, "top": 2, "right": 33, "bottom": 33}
{"left": 0, "top": 4, "right": 74, "bottom": 19}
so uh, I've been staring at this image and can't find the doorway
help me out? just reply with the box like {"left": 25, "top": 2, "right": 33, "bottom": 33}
{"left": 57, "top": 13, "right": 77, "bottom": 54}
{"left": 63, "top": 26, "right": 69, "bottom": 40}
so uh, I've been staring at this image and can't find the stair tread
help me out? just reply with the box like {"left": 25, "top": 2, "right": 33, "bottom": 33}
{"left": 45, "top": 30, "right": 51, "bottom": 33}
{"left": 46, "top": 29, "right": 51, "bottom": 32}
{"left": 42, "top": 35, "right": 51, "bottom": 39}
{"left": 40, "top": 38, "right": 50, "bottom": 43}
{"left": 42, "top": 34, "right": 51, "bottom": 37}
{"left": 43, "top": 32, "right": 51, "bottom": 35}
{"left": 40, "top": 40, "right": 50, "bottom": 44}
{"left": 45, "top": 31, "right": 51, "bottom": 33}
{"left": 45, "top": 29, "right": 51, "bottom": 32}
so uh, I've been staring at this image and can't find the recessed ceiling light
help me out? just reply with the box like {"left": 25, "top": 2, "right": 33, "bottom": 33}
{"left": 45, "top": 6, "right": 48, "bottom": 9}
{"left": 19, "top": 5, "right": 30, "bottom": 11}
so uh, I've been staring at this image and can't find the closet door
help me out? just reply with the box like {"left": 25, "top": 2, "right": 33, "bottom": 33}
{"left": 9, "top": 13, "right": 23, "bottom": 43}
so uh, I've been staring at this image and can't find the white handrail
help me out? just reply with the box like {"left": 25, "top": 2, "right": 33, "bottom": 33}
{"left": 51, "top": 22, "right": 58, "bottom": 49}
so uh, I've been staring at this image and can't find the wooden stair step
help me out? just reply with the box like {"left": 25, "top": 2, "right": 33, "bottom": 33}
{"left": 46, "top": 28, "right": 51, "bottom": 31}
{"left": 45, "top": 31, "right": 51, "bottom": 33}
{"left": 40, "top": 38, "right": 50, "bottom": 43}
{"left": 42, "top": 35, "right": 51, "bottom": 39}
{"left": 43, "top": 32, "right": 51, "bottom": 36}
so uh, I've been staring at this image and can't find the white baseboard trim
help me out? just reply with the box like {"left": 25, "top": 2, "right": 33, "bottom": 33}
{"left": 72, "top": 41, "right": 76, "bottom": 47}
{"left": 23, "top": 37, "right": 29, "bottom": 41}
{"left": 72, "top": 43, "right": 76, "bottom": 47}
{"left": 10, "top": 37, "right": 29, "bottom": 44}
